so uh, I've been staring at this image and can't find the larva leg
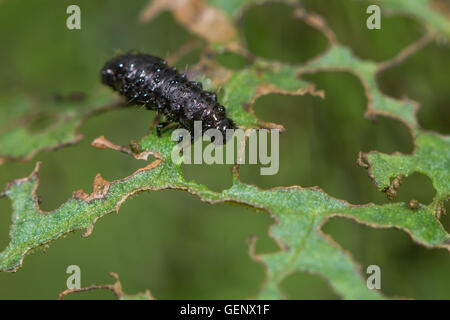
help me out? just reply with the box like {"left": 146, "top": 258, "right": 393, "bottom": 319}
{"left": 204, "top": 91, "right": 217, "bottom": 101}
{"left": 156, "top": 121, "right": 171, "bottom": 137}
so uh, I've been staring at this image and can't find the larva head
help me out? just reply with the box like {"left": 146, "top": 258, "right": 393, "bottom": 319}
{"left": 100, "top": 54, "right": 165, "bottom": 91}
{"left": 100, "top": 55, "right": 128, "bottom": 91}
{"left": 207, "top": 114, "right": 236, "bottom": 145}
{"left": 215, "top": 117, "right": 236, "bottom": 142}
{"left": 199, "top": 100, "right": 235, "bottom": 144}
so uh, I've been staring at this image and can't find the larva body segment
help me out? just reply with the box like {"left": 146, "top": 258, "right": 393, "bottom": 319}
{"left": 100, "top": 53, "right": 235, "bottom": 141}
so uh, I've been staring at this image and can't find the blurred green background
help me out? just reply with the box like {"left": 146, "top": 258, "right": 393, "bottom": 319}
{"left": 0, "top": 0, "right": 449, "bottom": 299}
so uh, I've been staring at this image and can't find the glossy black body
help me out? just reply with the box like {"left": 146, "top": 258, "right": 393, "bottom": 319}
{"left": 100, "top": 53, "right": 235, "bottom": 141}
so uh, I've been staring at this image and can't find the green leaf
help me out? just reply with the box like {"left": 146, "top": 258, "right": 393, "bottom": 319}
{"left": 1, "top": 129, "right": 448, "bottom": 298}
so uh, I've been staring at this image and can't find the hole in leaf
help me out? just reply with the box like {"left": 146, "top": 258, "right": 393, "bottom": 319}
{"left": 216, "top": 51, "right": 250, "bottom": 70}
{"left": 116, "top": 191, "right": 275, "bottom": 299}
{"left": 302, "top": 0, "right": 425, "bottom": 61}
{"left": 440, "top": 200, "right": 450, "bottom": 233}
{"left": 280, "top": 271, "right": 340, "bottom": 299}
{"left": 238, "top": 71, "right": 413, "bottom": 204}
{"left": 394, "top": 172, "right": 436, "bottom": 205}
{"left": 242, "top": 2, "right": 329, "bottom": 64}
{"left": 34, "top": 107, "right": 156, "bottom": 212}
{"left": 173, "top": 47, "right": 203, "bottom": 71}
{"left": 90, "top": 190, "right": 276, "bottom": 299}
{"left": 322, "top": 217, "right": 450, "bottom": 299}
{"left": 377, "top": 43, "right": 450, "bottom": 134}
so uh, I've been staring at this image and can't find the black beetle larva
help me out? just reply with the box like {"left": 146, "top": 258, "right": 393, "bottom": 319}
{"left": 100, "top": 53, "right": 235, "bottom": 142}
